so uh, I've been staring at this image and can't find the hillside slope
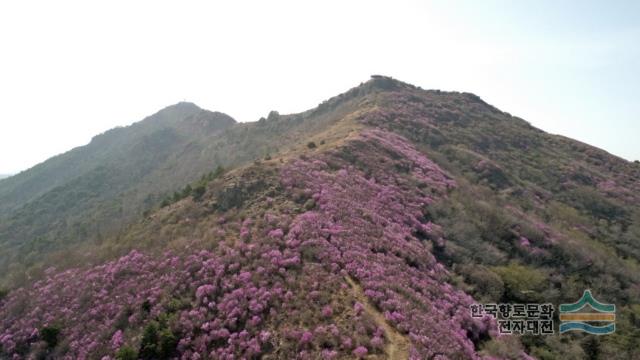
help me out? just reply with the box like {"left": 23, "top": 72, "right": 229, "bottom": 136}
{"left": 1, "top": 76, "right": 638, "bottom": 359}
{"left": 0, "top": 94, "right": 366, "bottom": 284}
{"left": 0, "top": 103, "right": 238, "bottom": 280}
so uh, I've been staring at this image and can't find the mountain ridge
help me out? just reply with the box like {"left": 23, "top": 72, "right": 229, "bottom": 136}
{"left": 0, "top": 76, "right": 638, "bottom": 359}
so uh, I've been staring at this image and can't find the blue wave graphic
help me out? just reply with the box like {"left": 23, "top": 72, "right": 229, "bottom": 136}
{"left": 559, "top": 290, "right": 615, "bottom": 313}
{"left": 559, "top": 322, "right": 615, "bottom": 335}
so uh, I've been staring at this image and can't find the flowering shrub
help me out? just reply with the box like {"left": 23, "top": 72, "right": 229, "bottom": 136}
{"left": 353, "top": 345, "right": 368, "bottom": 358}
{"left": 0, "top": 128, "right": 495, "bottom": 359}
{"left": 279, "top": 129, "right": 494, "bottom": 358}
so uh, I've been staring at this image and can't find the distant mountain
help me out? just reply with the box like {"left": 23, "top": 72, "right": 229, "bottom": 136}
{"left": 0, "top": 174, "right": 11, "bottom": 180}
{"left": 0, "top": 102, "right": 237, "bottom": 277}
{"left": 0, "top": 102, "right": 233, "bottom": 217}
{"left": 0, "top": 77, "right": 638, "bottom": 359}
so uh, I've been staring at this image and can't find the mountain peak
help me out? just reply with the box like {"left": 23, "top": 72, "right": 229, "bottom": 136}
{"left": 153, "top": 101, "right": 202, "bottom": 118}
{"left": 362, "top": 75, "right": 416, "bottom": 92}
{"left": 164, "top": 101, "right": 201, "bottom": 111}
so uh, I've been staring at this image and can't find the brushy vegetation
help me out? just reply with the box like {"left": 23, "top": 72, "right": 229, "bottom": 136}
{"left": 355, "top": 81, "right": 639, "bottom": 358}
{"left": 0, "top": 85, "right": 366, "bottom": 288}
{"left": 0, "top": 127, "right": 499, "bottom": 359}
{"left": 0, "top": 76, "right": 638, "bottom": 359}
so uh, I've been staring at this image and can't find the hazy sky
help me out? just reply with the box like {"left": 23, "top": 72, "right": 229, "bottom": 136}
{"left": 1, "top": 0, "right": 638, "bottom": 174}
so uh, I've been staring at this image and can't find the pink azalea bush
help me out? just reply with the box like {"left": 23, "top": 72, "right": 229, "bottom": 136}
{"left": 280, "top": 129, "right": 494, "bottom": 358}
{"left": 0, "top": 128, "right": 495, "bottom": 359}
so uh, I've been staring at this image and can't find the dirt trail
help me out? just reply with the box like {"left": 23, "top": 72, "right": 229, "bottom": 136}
{"left": 345, "top": 276, "right": 411, "bottom": 360}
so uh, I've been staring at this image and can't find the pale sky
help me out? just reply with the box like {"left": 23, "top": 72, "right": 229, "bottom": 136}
{"left": 1, "top": 0, "right": 638, "bottom": 174}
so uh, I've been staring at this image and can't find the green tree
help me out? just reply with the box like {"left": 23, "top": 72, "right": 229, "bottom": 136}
{"left": 181, "top": 184, "right": 192, "bottom": 198}
{"left": 158, "top": 327, "right": 178, "bottom": 358}
{"left": 492, "top": 263, "right": 547, "bottom": 302}
{"left": 213, "top": 165, "right": 225, "bottom": 178}
{"left": 160, "top": 198, "right": 171, "bottom": 208}
{"left": 192, "top": 184, "right": 206, "bottom": 201}
{"left": 139, "top": 322, "right": 159, "bottom": 359}
{"left": 40, "top": 325, "right": 61, "bottom": 348}
{"left": 116, "top": 346, "right": 138, "bottom": 360}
